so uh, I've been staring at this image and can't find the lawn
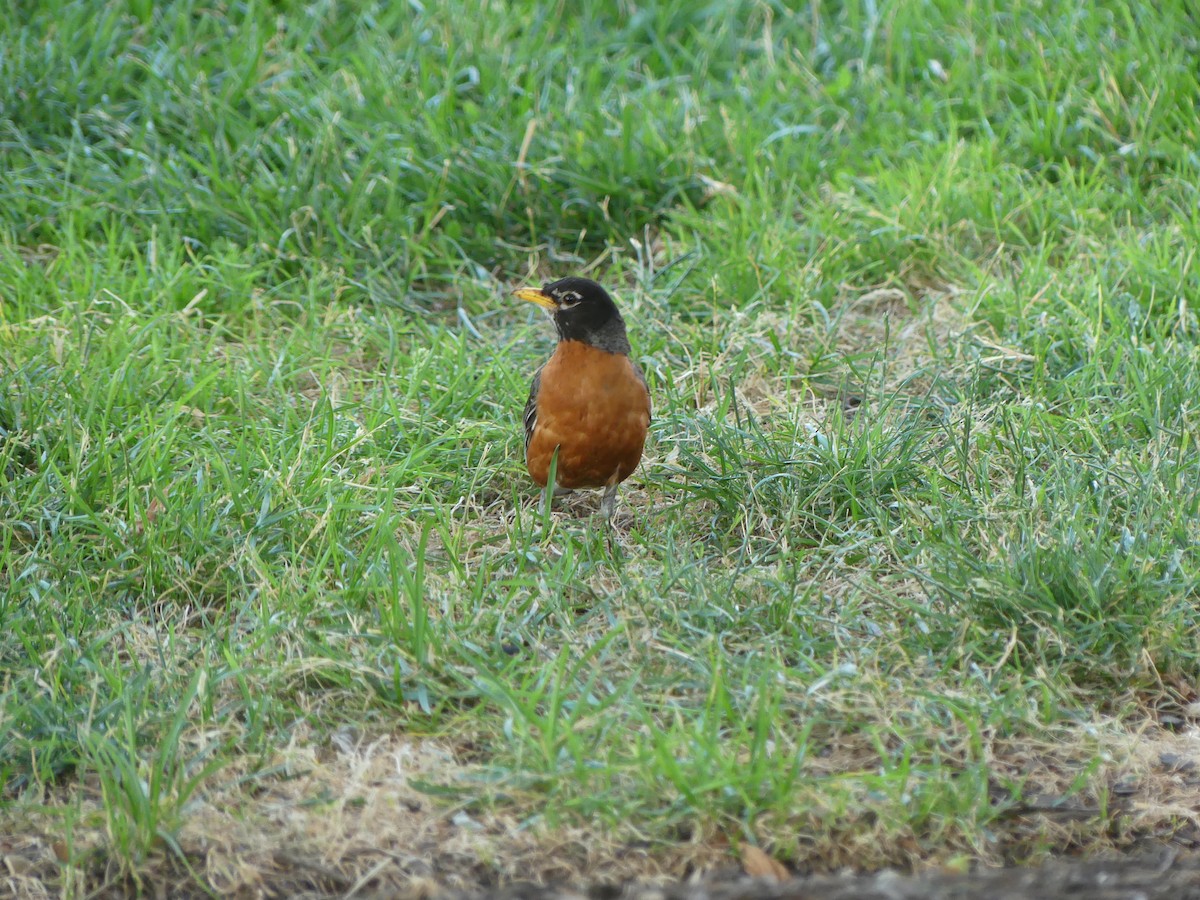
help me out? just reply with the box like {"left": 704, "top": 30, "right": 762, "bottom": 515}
{"left": 2, "top": 0, "right": 1199, "bottom": 895}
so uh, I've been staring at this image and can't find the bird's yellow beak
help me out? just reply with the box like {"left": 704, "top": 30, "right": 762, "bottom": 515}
{"left": 513, "top": 287, "right": 557, "bottom": 311}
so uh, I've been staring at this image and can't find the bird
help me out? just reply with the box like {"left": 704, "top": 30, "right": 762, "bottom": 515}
{"left": 512, "top": 276, "right": 651, "bottom": 520}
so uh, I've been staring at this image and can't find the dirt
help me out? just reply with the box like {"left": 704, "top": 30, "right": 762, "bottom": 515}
{"left": 443, "top": 851, "right": 1200, "bottom": 899}
{"left": 39, "top": 848, "right": 1199, "bottom": 899}
{"left": 444, "top": 854, "right": 1200, "bottom": 900}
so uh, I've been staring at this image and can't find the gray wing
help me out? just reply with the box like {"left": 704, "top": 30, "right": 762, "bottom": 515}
{"left": 523, "top": 367, "right": 542, "bottom": 451}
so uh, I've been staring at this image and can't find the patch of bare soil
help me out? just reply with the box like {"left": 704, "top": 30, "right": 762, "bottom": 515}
{"left": 445, "top": 850, "right": 1200, "bottom": 900}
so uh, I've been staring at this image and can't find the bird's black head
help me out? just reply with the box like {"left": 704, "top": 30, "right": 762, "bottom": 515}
{"left": 513, "top": 276, "right": 631, "bottom": 354}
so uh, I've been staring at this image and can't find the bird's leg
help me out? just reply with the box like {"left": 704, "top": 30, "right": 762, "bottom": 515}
{"left": 599, "top": 476, "right": 620, "bottom": 523}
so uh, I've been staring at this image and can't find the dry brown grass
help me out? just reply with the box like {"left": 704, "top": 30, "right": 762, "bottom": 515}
{"left": 4, "top": 708, "right": 1198, "bottom": 898}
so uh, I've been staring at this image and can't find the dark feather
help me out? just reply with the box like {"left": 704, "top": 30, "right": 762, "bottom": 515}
{"left": 523, "top": 367, "right": 542, "bottom": 451}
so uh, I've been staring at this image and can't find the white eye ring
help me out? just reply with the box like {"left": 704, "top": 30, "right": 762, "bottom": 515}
{"left": 555, "top": 290, "right": 582, "bottom": 310}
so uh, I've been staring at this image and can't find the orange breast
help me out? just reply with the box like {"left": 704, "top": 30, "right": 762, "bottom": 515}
{"left": 526, "top": 341, "right": 651, "bottom": 490}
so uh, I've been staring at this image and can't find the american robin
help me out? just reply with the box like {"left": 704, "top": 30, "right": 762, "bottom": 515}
{"left": 513, "top": 276, "right": 651, "bottom": 519}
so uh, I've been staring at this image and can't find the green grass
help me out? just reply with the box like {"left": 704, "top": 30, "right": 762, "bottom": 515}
{"left": 3, "top": 0, "right": 1200, "bottom": 893}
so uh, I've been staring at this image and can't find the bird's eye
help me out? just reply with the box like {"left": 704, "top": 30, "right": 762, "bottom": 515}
{"left": 557, "top": 290, "right": 583, "bottom": 310}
